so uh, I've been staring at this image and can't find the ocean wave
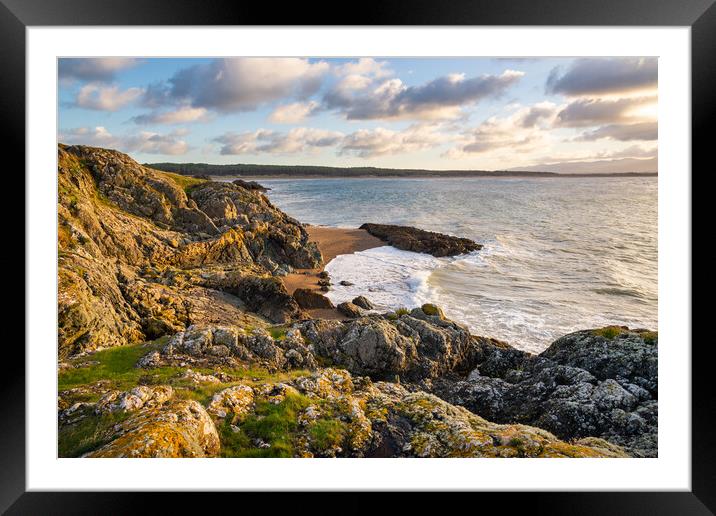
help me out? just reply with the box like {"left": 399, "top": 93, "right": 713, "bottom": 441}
{"left": 324, "top": 246, "right": 444, "bottom": 310}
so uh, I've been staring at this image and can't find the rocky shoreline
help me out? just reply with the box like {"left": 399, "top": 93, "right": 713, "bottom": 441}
{"left": 57, "top": 144, "right": 657, "bottom": 458}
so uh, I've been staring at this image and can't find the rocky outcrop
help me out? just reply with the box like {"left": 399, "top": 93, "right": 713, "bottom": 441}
{"left": 58, "top": 144, "right": 320, "bottom": 356}
{"left": 140, "top": 324, "right": 318, "bottom": 372}
{"left": 293, "top": 288, "right": 334, "bottom": 309}
{"left": 232, "top": 179, "right": 270, "bottom": 191}
{"left": 296, "top": 311, "right": 657, "bottom": 457}
{"left": 431, "top": 328, "right": 658, "bottom": 457}
{"left": 88, "top": 399, "right": 220, "bottom": 458}
{"left": 352, "top": 296, "right": 374, "bottom": 310}
{"left": 297, "top": 306, "right": 484, "bottom": 381}
{"left": 360, "top": 223, "right": 482, "bottom": 257}
{"left": 247, "top": 368, "right": 628, "bottom": 458}
{"left": 337, "top": 301, "right": 362, "bottom": 318}
{"left": 188, "top": 181, "right": 320, "bottom": 268}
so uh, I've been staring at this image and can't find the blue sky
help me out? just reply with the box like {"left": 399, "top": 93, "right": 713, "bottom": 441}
{"left": 58, "top": 57, "right": 657, "bottom": 172}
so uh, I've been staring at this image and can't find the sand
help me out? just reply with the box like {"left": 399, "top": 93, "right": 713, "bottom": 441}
{"left": 281, "top": 225, "right": 383, "bottom": 319}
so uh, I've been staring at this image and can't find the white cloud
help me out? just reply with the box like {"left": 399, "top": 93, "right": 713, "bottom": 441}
{"left": 334, "top": 58, "right": 393, "bottom": 79}
{"left": 576, "top": 122, "right": 658, "bottom": 141}
{"left": 131, "top": 106, "right": 211, "bottom": 125}
{"left": 556, "top": 97, "right": 656, "bottom": 128}
{"left": 73, "top": 83, "right": 144, "bottom": 111}
{"left": 324, "top": 69, "right": 525, "bottom": 121}
{"left": 339, "top": 124, "right": 448, "bottom": 158}
{"left": 268, "top": 101, "right": 319, "bottom": 124}
{"left": 168, "top": 58, "right": 329, "bottom": 112}
{"left": 445, "top": 102, "right": 558, "bottom": 158}
{"left": 214, "top": 127, "right": 344, "bottom": 155}
{"left": 58, "top": 58, "right": 140, "bottom": 82}
{"left": 546, "top": 57, "right": 657, "bottom": 96}
{"left": 59, "top": 126, "right": 190, "bottom": 155}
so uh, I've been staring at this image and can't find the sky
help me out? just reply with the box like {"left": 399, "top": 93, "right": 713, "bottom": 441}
{"left": 58, "top": 57, "right": 657, "bottom": 172}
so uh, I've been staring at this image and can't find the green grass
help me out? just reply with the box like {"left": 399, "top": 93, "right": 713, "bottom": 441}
{"left": 58, "top": 411, "right": 129, "bottom": 457}
{"left": 591, "top": 326, "right": 626, "bottom": 339}
{"left": 155, "top": 170, "right": 207, "bottom": 193}
{"left": 268, "top": 326, "right": 288, "bottom": 340}
{"left": 58, "top": 338, "right": 180, "bottom": 394}
{"left": 639, "top": 330, "right": 658, "bottom": 344}
{"left": 591, "top": 326, "right": 657, "bottom": 343}
{"left": 394, "top": 307, "right": 409, "bottom": 317}
{"left": 219, "top": 392, "right": 312, "bottom": 457}
{"left": 308, "top": 418, "right": 346, "bottom": 451}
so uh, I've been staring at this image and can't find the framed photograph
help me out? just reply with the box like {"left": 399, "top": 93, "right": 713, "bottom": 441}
{"left": 7, "top": 0, "right": 711, "bottom": 512}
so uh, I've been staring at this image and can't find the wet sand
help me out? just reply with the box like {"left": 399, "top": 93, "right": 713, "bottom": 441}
{"left": 282, "top": 225, "right": 383, "bottom": 319}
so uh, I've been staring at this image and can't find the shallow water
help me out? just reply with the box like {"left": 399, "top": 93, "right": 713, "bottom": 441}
{"left": 220, "top": 176, "right": 657, "bottom": 353}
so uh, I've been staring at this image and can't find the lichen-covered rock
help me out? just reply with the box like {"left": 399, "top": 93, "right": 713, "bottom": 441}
{"left": 88, "top": 400, "right": 220, "bottom": 458}
{"left": 337, "top": 301, "right": 362, "bottom": 318}
{"left": 431, "top": 327, "right": 658, "bottom": 457}
{"left": 96, "top": 386, "right": 174, "bottom": 414}
{"left": 207, "top": 385, "right": 254, "bottom": 422}
{"left": 293, "top": 288, "right": 334, "bottom": 309}
{"left": 352, "top": 296, "right": 374, "bottom": 310}
{"left": 57, "top": 144, "right": 320, "bottom": 357}
{"left": 296, "top": 306, "right": 477, "bottom": 381}
{"left": 240, "top": 368, "right": 629, "bottom": 458}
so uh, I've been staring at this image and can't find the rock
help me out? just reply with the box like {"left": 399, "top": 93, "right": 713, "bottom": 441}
{"left": 96, "top": 386, "right": 174, "bottom": 414}
{"left": 181, "top": 369, "right": 221, "bottom": 384}
{"left": 318, "top": 271, "right": 329, "bottom": 279}
{"left": 420, "top": 303, "right": 444, "bottom": 318}
{"left": 352, "top": 296, "right": 374, "bottom": 310}
{"left": 337, "top": 302, "right": 363, "bottom": 318}
{"left": 360, "top": 223, "right": 482, "bottom": 257}
{"left": 207, "top": 385, "right": 254, "bottom": 422}
{"left": 340, "top": 280, "right": 355, "bottom": 286}
{"left": 232, "top": 179, "right": 270, "bottom": 192}
{"left": 318, "top": 279, "right": 331, "bottom": 287}
{"left": 233, "top": 368, "right": 629, "bottom": 458}
{"left": 136, "top": 350, "right": 161, "bottom": 368}
{"left": 207, "top": 274, "right": 305, "bottom": 324}
{"left": 88, "top": 400, "right": 220, "bottom": 458}
{"left": 57, "top": 144, "right": 320, "bottom": 357}
{"left": 293, "top": 288, "right": 334, "bottom": 309}
{"left": 431, "top": 327, "right": 658, "bottom": 457}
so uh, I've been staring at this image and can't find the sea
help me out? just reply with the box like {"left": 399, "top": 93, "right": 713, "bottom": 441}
{"left": 219, "top": 176, "right": 657, "bottom": 353}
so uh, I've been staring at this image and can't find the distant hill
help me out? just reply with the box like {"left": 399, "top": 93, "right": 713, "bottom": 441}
{"left": 146, "top": 162, "right": 657, "bottom": 179}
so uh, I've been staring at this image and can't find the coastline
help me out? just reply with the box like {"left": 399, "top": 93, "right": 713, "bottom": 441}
{"left": 281, "top": 225, "right": 383, "bottom": 318}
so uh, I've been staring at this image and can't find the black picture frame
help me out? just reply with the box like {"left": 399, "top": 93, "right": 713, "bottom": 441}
{"left": 4, "top": 0, "right": 711, "bottom": 512}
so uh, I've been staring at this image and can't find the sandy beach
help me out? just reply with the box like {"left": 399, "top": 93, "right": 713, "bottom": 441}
{"left": 281, "top": 225, "right": 382, "bottom": 318}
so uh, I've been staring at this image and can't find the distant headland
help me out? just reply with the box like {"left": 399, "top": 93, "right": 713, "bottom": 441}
{"left": 146, "top": 162, "right": 658, "bottom": 179}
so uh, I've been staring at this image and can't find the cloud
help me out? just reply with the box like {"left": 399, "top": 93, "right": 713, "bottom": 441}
{"left": 338, "top": 124, "right": 447, "bottom": 158}
{"left": 167, "top": 58, "right": 329, "bottom": 112}
{"left": 59, "top": 126, "right": 190, "bottom": 155}
{"left": 213, "top": 127, "right": 344, "bottom": 155}
{"left": 445, "top": 102, "right": 557, "bottom": 157}
{"left": 268, "top": 101, "right": 319, "bottom": 124}
{"left": 511, "top": 157, "right": 657, "bottom": 174}
{"left": 324, "top": 69, "right": 524, "bottom": 121}
{"left": 546, "top": 57, "right": 657, "bottom": 96}
{"left": 556, "top": 97, "right": 655, "bottom": 127}
{"left": 334, "top": 58, "right": 393, "bottom": 79}
{"left": 72, "top": 83, "right": 144, "bottom": 111}
{"left": 576, "top": 121, "right": 658, "bottom": 141}
{"left": 131, "top": 106, "right": 211, "bottom": 125}
{"left": 58, "top": 58, "right": 140, "bottom": 82}
{"left": 212, "top": 124, "right": 447, "bottom": 158}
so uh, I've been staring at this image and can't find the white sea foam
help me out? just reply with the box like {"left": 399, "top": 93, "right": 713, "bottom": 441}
{"left": 324, "top": 246, "right": 445, "bottom": 310}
